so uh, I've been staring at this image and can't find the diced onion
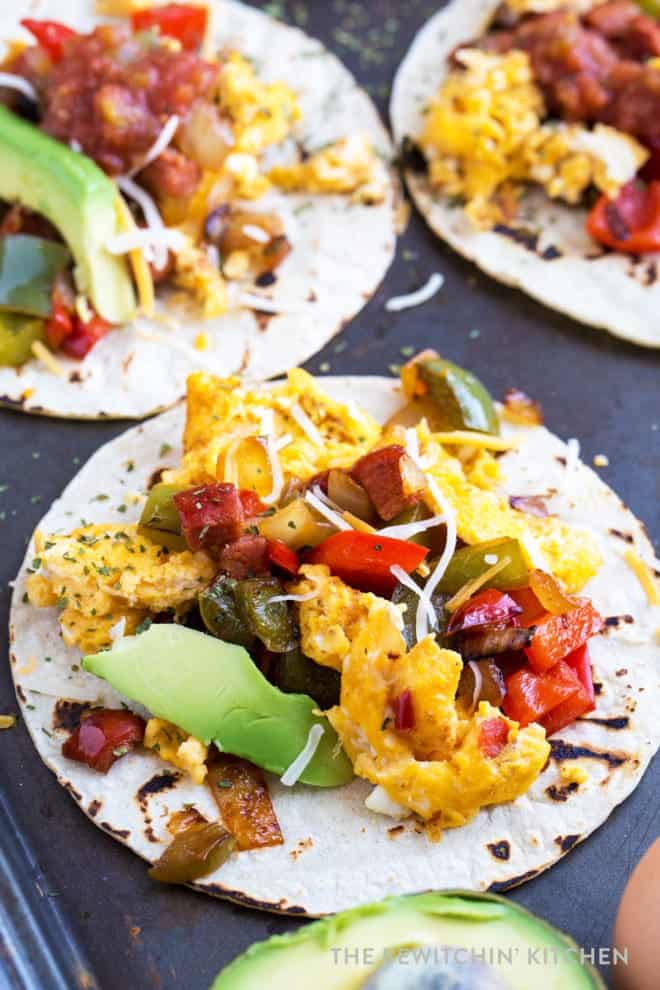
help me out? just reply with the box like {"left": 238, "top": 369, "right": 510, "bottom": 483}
{"left": 0, "top": 73, "right": 39, "bottom": 104}
{"left": 129, "top": 115, "right": 180, "bottom": 177}
{"left": 385, "top": 273, "right": 444, "bottom": 312}
{"left": 566, "top": 437, "right": 580, "bottom": 473}
{"left": 260, "top": 433, "right": 293, "bottom": 506}
{"left": 289, "top": 402, "right": 324, "bottom": 447}
{"left": 241, "top": 223, "right": 270, "bottom": 244}
{"left": 365, "top": 785, "right": 412, "bottom": 818}
{"left": 105, "top": 227, "right": 185, "bottom": 258}
{"left": 390, "top": 564, "right": 436, "bottom": 644}
{"left": 109, "top": 617, "right": 126, "bottom": 644}
{"left": 404, "top": 428, "right": 420, "bottom": 463}
{"left": 304, "top": 489, "right": 352, "bottom": 532}
{"left": 280, "top": 724, "right": 324, "bottom": 786}
{"left": 379, "top": 513, "right": 445, "bottom": 541}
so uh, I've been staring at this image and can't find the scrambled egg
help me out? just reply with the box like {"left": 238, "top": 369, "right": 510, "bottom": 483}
{"left": 144, "top": 718, "right": 209, "bottom": 784}
{"left": 167, "top": 368, "right": 382, "bottom": 490}
{"left": 325, "top": 600, "right": 550, "bottom": 825}
{"left": 420, "top": 49, "right": 648, "bottom": 228}
{"left": 269, "top": 135, "right": 387, "bottom": 204}
{"left": 27, "top": 525, "right": 214, "bottom": 654}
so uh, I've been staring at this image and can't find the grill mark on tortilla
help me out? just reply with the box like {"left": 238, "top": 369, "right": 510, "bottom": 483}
{"left": 63, "top": 780, "right": 83, "bottom": 803}
{"left": 644, "top": 261, "right": 658, "bottom": 286}
{"left": 198, "top": 882, "right": 308, "bottom": 914}
{"left": 69, "top": 371, "right": 83, "bottom": 384}
{"left": 546, "top": 780, "right": 579, "bottom": 802}
{"left": 145, "top": 824, "right": 159, "bottom": 843}
{"left": 137, "top": 771, "right": 181, "bottom": 810}
{"left": 487, "top": 840, "right": 511, "bottom": 861}
{"left": 488, "top": 867, "right": 540, "bottom": 893}
{"left": 555, "top": 833, "right": 580, "bottom": 853}
{"left": 609, "top": 528, "right": 634, "bottom": 544}
{"left": 255, "top": 271, "right": 276, "bottom": 288}
{"left": 53, "top": 699, "right": 92, "bottom": 732}
{"left": 556, "top": 455, "right": 567, "bottom": 467}
{"left": 400, "top": 136, "right": 428, "bottom": 174}
{"left": 147, "top": 467, "right": 166, "bottom": 491}
{"left": 494, "top": 224, "right": 539, "bottom": 252}
{"left": 388, "top": 825, "right": 406, "bottom": 838}
{"left": 550, "top": 739, "right": 627, "bottom": 768}
{"left": 594, "top": 681, "right": 603, "bottom": 695}
{"left": 604, "top": 614, "right": 635, "bottom": 628}
{"left": 253, "top": 310, "right": 274, "bottom": 332}
{"left": 88, "top": 799, "right": 101, "bottom": 818}
{"left": 579, "top": 715, "right": 630, "bottom": 730}
{"left": 16, "top": 684, "right": 26, "bottom": 703}
{"left": 101, "top": 821, "right": 130, "bottom": 839}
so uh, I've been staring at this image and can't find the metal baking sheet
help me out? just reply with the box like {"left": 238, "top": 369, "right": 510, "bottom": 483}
{"left": 0, "top": 2, "right": 658, "bottom": 987}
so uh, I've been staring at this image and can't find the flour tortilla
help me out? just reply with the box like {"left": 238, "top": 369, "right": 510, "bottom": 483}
{"left": 391, "top": 0, "right": 660, "bottom": 348}
{"left": 9, "top": 376, "right": 660, "bottom": 915}
{"left": 0, "top": 2, "right": 397, "bottom": 419}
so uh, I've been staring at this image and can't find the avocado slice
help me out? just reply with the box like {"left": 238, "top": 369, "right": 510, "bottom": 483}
{"left": 83, "top": 624, "right": 353, "bottom": 787}
{"left": 0, "top": 107, "right": 136, "bottom": 324}
{"left": 211, "top": 891, "right": 604, "bottom": 990}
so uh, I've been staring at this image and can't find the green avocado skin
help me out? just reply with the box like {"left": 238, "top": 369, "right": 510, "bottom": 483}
{"left": 210, "top": 891, "right": 605, "bottom": 990}
{"left": 0, "top": 107, "right": 135, "bottom": 324}
{"left": 83, "top": 624, "right": 353, "bottom": 787}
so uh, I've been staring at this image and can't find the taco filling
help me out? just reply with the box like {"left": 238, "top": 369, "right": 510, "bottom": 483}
{"left": 0, "top": 3, "right": 387, "bottom": 368}
{"left": 25, "top": 353, "right": 610, "bottom": 881}
{"left": 407, "top": 0, "right": 660, "bottom": 248}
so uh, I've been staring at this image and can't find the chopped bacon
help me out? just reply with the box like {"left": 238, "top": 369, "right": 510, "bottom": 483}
{"left": 208, "top": 754, "right": 283, "bottom": 850}
{"left": 217, "top": 534, "right": 269, "bottom": 580}
{"left": 62, "top": 709, "right": 145, "bottom": 773}
{"left": 394, "top": 690, "right": 415, "bottom": 732}
{"left": 173, "top": 484, "right": 244, "bottom": 554}
{"left": 350, "top": 445, "right": 424, "bottom": 522}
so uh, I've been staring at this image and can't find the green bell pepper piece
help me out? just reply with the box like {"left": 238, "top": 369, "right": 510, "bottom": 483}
{"left": 271, "top": 648, "right": 341, "bottom": 710}
{"left": 138, "top": 483, "right": 188, "bottom": 551}
{"left": 437, "top": 537, "right": 530, "bottom": 595}
{"left": 0, "top": 235, "right": 70, "bottom": 318}
{"left": 199, "top": 576, "right": 254, "bottom": 650}
{"left": 234, "top": 577, "right": 296, "bottom": 654}
{"left": 412, "top": 356, "right": 500, "bottom": 435}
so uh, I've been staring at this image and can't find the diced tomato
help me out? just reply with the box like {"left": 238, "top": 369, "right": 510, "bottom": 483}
{"left": 239, "top": 490, "right": 267, "bottom": 517}
{"left": 305, "top": 531, "right": 428, "bottom": 597}
{"left": 447, "top": 588, "right": 522, "bottom": 634}
{"left": 478, "top": 717, "right": 509, "bottom": 758}
{"left": 62, "top": 709, "right": 145, "bottom": 774}
{"left": 586, "top": 180, "right": 660, "bottom": 254}
{"left": 174, "top": 484, "right": 244, "bottom": 553}
{"left": 503, "top": 660, "right": 582, "bottom": 727}
{"left": 44, "top": 301, "right": 74, "bottom": 351}
{"left": 510, "top": 586, "right": 545, "bottom": 627}
{"left": 525, "top": 601, "right": 603, "bottom": 673}
{"left": 131, "top": 4, "right": 208, "bottom": 51}
{"left": 394, "top": 690, "right": 415, "bottom": 731}
{"left": 60, "top": 314, "right": 112, "bottom": 360}
{"left": 21, "top": 19, "right": 77, "bottom": 62}
{"left": 267, "top": 539, "right": 300, "bottom": 576}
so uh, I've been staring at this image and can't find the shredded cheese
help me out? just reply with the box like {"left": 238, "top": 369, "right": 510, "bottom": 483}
{"left": 565, "top": 437, "right": 580, "bottom": 472}
{"left": 0, "top": 73, "right": 38, "bottom": 103}
{"left": 432, "top": 431, "right": 520, "bottom": 451}
{"left": 114, "top": 194, "right": 155, "bottom": 316}
{"left": 30, "top": 341, "right": 65, "bottom": 377}
{"left": 379, "top": 514, "right": 446, "bottom": 541}
{"left": 445, "top": 556, "right": 512, "bottom": 614}
{"left": 270, "top": 577, "right": 321, "bottom": 605}
{"left": 385, "top": 273, "right": 444, "bottom": 312}
{"left": 260, "top": 432, "right": 293, "bottom": 506}
{"left": 624, "top": 550, "right": 660, "bottom": 605}
{"left": 304, "top": 488, "right": 352, "bottom": 532}
{"left": 109, "top": 617, "right": 126, "bottom": 644}
{"left": 289, "top": 402, "right": 324, "bottom": 446}
{"left": 106, "top": 225, "right": 185, "bottom": 260}
{"left": 129, "top": 115, "right": 180, "bottom": 177}
{"left": 417, "top": 477, "right": 458, "bottom": 629}
{"left": 390, "top": 564, "right": 436, "bottom": 644}
{"left": 280, "top": 724, "right": 325, "bottom": 786}
{"left": 342, "top": 510, "right": 377, "bottom": 534}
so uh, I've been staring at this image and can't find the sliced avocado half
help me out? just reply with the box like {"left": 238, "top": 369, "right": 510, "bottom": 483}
{"left": 211, "top": 891, "right": 605, "bottom": 990}
{"left": 0, "top": 106, "right": 135, "bottom": 324}
{"left": 83, "top": 624, "right": 353, "bottom": 787}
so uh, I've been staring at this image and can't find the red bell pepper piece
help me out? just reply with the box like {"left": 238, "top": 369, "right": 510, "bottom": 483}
{"left": 60, "top": 314, "right": 112, "bottom": 360}
{"left": 525, "top": 601, "right": 603, "bottom": 674}
{"left": 478, "top": 717, "right": 509, "bottom": 758}
{"left": 586, "top": 180, "right": 660, "bottom": 255}
{"left": 174, "top": 484, "right": 244, "bottom": 553}
{"left": 305, "top": 531, "right": 428, "bottom": 597}
{"left": 540, "top": 645, "right": 596, "bottom": 737}
{"left": 62, "top": 709, "right": 145, "bottom": 774}
{"left": 510, "top": 586, "right": 545, "bottom": 627}
{"left": 131, "top": 4, "right": 208, "bottom": 51}
{"left": 239, "top": 490, "right": 267, "bottom": 517}
{"left": 447, "top": 588, "right": 522, "bottom": 634}
{"left": 44, "top": 300, "right": 74, "bottom": 351}
{"left": 502, "top": 660, "right": 582, "bottom": 727}
{"left": 21, "top": 19, "right": 77, "bottom": 62}
{"left": 394, "top": 690, "right": 415, "bottom": 731}
{"left": 267, "top": 539, "right": 300, "bottom": 576}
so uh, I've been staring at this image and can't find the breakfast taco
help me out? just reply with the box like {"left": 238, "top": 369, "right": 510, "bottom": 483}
{"left": 0, "top": 1, "right": 396, "bottom": 418}
{"left": 9, "top": 354, "right": 659, "bottom": 914}
{"left": 391, "top": 0, "right": 660, "bottom": 347}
